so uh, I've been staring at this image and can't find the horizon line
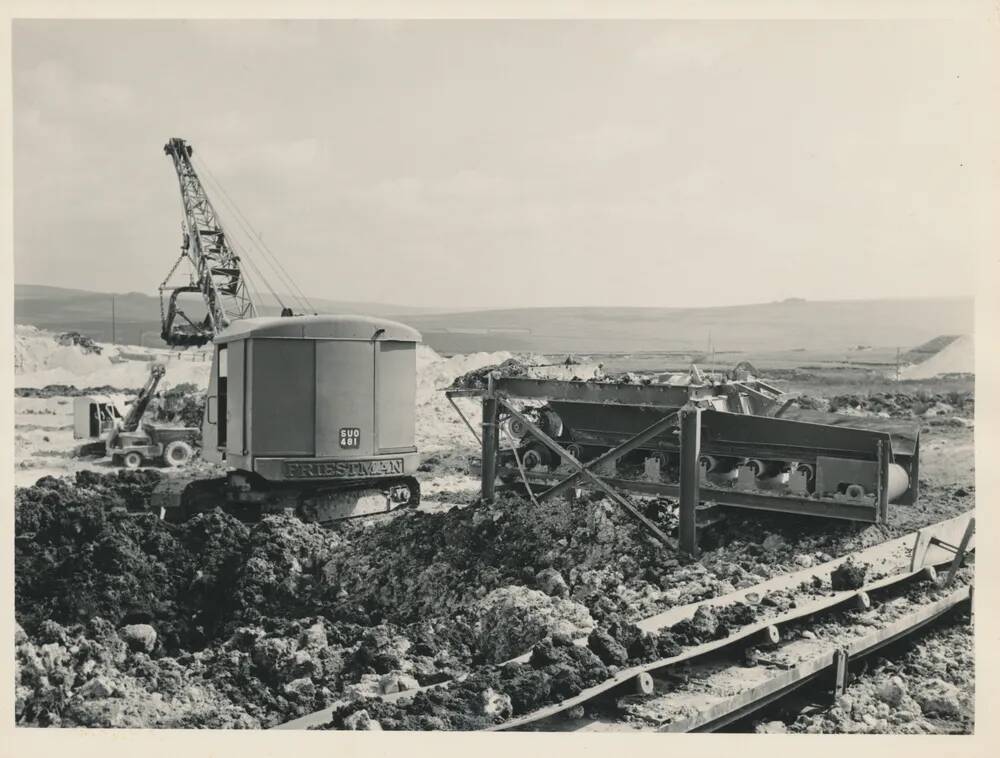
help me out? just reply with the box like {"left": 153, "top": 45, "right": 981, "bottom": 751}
{"left": 14, "top": 281, "right": 974, "bottom": 313}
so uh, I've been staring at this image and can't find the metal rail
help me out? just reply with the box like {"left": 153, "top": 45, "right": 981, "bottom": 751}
{"left": 500, "top": 586, "right": 970, "bottom": 733}
{"left": 272, "top": 511, "right": 973, "bottom": 732}
{"left": 488, "top": 510, "right": 974, "bottom": 730}
{"left": 500, "top": 569, "right": 972, "bottom": 732}
{"left": 682, "top": 587, "right": 970, "bottom": 733}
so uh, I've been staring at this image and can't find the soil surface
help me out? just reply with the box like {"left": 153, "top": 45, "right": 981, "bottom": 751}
{"left": 13, "top": 329, "right": 976, "bottom": 731}
{"left": 787, "top": 618, "right": 974, "bottom": 734}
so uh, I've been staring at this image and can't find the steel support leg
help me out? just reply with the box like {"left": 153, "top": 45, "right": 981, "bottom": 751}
{"left": 833, "top": 648, "right": 849, "bottom": 701}
{"left": 679, "top": 407, "right": 702, "bottom": 557}
{"left": 448, "top": 393, "right": 482, "bottom": 446}
{"left": 877, "top": 439, "right": 890, "bottom": 524}
{"left": 481, "top": 395, "right": 500, "bottom": 503}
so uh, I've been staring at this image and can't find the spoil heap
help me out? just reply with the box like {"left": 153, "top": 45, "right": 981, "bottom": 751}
{"left": 56, "top": 332, "right": 103, "bottom": 355}
{"left": 14, "top": 444, "right": 974, "bottom": 729}
{"left": 15, "top": 472, "right": 685, "bottom": 726}
{"left": 16, "top": 385, "right": 140, "bottom": 398}
{"left": 155, "top": 383, "right": 205, "bottom": 428}
{"left": 780, "top": 390, "right": 975, "bottom": 420}
{"left": 449, "top": 357, "right": 540, "bottom": 390}
{"left": 826, "top": 391, "right": 974, "bottom": 419}
{"left": 16, "top": 470, "right": 801, "bottom": 728}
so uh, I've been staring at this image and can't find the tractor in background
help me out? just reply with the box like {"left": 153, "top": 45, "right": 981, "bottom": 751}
{"left": 73, "top": 362, "right": 200, "bottom": 469}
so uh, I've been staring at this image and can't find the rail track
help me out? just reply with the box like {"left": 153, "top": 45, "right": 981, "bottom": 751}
{"left": 274, "top": 510, "right": 974, "bottom": 732}
{"left": 513, "top": 573, "right": 971, "bottom": 732}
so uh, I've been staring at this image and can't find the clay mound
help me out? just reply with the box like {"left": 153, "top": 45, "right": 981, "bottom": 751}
{"left": 15, "top": 619, "right": 259, "bottom": 728}
{"left": 900, "top": 335, "right": 973, "bottom": 379}
{"left": 827, "top": 390, "right": 974, "bottom": 419}
{"left": 15, "top": 325, "right": 110, "bottom": 376}
{"left": 473, "top": 586, "right": 595, "bottom": 663}
{"left": 15, "top": 325, "right": 211, "bottom": 390}
{"left": 449, "top": 357, "right": 540, "bottom": 390}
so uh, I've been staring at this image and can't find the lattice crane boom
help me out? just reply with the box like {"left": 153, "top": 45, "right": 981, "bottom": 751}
{"left": 159, "top": 138, "right": 258, "bottom": 346}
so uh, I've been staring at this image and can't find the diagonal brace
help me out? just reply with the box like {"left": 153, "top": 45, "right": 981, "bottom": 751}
{"left": 536, "top": 410, "right": 680, "bottom": 503}
{"left": 497, "top": 398, "right": 677, "bottom": 550}
{"left": 447, "top": 393, "right": 482, "bottom": 446}
{"left": 940, "top": 517, "right": 975, "bottom": 588}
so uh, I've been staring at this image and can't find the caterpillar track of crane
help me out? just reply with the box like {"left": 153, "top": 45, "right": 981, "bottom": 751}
{"left": 151, "top": 138, "right": 421, "bottom": 525}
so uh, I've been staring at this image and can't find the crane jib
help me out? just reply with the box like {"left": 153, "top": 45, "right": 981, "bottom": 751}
{"left": 158, "top": 137, "right": 259, "bottom": 346}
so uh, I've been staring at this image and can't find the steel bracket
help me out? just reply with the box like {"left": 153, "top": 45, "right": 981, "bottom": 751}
{"left": 496, "top": 397, "right": 678, "bottom": 551}
{"left": 935, "top": 517, "right": 976, "bottom": 587}
{"left": 833, "top": 648, "right": 849, "bottom": 701}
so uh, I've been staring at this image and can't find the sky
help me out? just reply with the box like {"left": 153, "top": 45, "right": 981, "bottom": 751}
{"left": 12, "top": 19, "right": 992, "bottom": 310}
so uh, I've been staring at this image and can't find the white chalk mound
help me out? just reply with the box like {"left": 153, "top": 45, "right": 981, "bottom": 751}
{"left": 14, "top": 325, "right": 211, "bottom": 390}
{"left": 900, "top": 335, "right": 973, "bottom": 379}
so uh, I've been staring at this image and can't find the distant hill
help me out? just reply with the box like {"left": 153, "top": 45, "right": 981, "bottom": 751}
{"left": 14, "top": 284, "right": 973, "bottom": 355}
{"left": 397, "top": 297, "right": 974, "bottom": 354}
{"left": 13, "top": 284, "right": 442, "bottom": 346}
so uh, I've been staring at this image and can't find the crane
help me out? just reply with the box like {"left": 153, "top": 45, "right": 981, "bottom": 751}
{"left": 103, "top": 363, "right": 199, "bottom": 468}
{"left": 151, "top": 138, "right": 423, "bottom": 524}
{"left": 119, "top": 363, "right": 167, "bottom": 433}
{"left": 159, "top": 138, "right": 259, "bottom": 346}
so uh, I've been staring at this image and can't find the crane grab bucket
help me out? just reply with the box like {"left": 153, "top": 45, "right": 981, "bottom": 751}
{"left": 159, "top": 137, "right": 257, "bottom": 347}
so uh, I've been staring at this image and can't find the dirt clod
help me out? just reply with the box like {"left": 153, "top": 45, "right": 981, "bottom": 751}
{"left": 831, "top": 560, "right": 868, "bottom": 591}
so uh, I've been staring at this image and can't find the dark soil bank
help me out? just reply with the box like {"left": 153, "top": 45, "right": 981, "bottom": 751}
{"left": 14, "top": 452, "right": 974, "bottom": 729}
{"left": 13, "top": 471, "right": 692, "bottom": 727}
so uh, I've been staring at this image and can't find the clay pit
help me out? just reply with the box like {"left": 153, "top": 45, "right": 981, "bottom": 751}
{"left": 13, "top": 329, "right": 976, "bottom": 732}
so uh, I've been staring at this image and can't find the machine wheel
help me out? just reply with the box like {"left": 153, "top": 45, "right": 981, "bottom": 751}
{"left": 845, "top": 483, "right": 867, "bottom": 500}
{"left": 122, "top": 451, "right": 144, "bottom": 469}
{"left": 521, "top": 447, "right": 544, "bottom": 470}
{"left": 163, "top": 440, "right": 194, "bottom": 468}
{"left": 506, "top": 416, "right": 529, "bottom": 439}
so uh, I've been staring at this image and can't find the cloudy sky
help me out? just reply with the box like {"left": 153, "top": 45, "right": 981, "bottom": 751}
{"left": 12, "top": 19, "right": 991, "bottom": 310}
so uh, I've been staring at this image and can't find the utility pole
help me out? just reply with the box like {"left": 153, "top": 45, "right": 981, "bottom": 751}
{"left": 111, "top": 295, "right": 117, "bottom": 344}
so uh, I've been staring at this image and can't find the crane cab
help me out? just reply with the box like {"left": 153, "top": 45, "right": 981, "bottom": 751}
{"left": 73, "top": 396, "right": 123, "bottom": 440}
{"left": 202, "top": 314, "right": 421, "bottom": 484}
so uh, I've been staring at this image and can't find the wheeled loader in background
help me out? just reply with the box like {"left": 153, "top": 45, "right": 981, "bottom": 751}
{"left": 73, "top": 362, "right": 200, "bottom": 469}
